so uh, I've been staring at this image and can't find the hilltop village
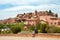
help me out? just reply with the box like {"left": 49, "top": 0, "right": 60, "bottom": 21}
{"left": 0, "top": 10, "right": 60, "bottom": 27}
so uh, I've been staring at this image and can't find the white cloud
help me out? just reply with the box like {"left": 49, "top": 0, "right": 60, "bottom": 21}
{"left": 1, "top": 4, "right": 60, "bottom": 12}
{"left": 0, "top": 0, "right": 60, "bottom": 20}
{"left": 0, "top": 0, "right": 57, "bottom": 5}
{"left": 0, "top": 4, "right": 60, "bottom": 20}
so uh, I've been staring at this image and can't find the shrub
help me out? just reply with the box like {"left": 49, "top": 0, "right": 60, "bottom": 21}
{"left": 45, "top": 25, "right": 60, "bottom": 33}
{"left": 0, "top": 23, "right": 5, "bottom": 29}
{"left": 40, "top": 23, "right": 47, "bottom": 33}
{"left": 10, "top": 23, "right": 21, "bottom": 34}
{"left": 6, "top": 22, "right": 25, "bottom": 34}
{"left": 19, "top": 22, "right": 25, "bottom": 31}
{"left": 46, "top": 26, "right": 56, "bottom": 33}
{"left": 36, "top": 23, "right": 40, "bottom": 30}
{"left": 29, "top": 25, "right": 35, "bottom": 31}
{"left": 1, "top": 29, "right": 12, "bottom": 34}
{"left": 55, "top": 27, "right": 60, "bottom": 33}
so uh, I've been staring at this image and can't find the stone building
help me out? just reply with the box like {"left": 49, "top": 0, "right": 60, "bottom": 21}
{"left": 0, "top": 10, "right": 60, "bottom": 27}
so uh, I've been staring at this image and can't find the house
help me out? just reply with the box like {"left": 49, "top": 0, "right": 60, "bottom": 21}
{"left": 23, "top": 10, "right": 60, "bottom": 27}
{"left": 0, "top": 10, "right": 60, "bottom": 27}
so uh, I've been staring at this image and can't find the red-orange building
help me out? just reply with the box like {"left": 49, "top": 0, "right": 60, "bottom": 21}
{"left": 0, "top": 10, "right": 60, "bottom": 27}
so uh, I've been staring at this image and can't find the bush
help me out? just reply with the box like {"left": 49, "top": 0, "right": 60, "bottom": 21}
{"left": 45, "top": 26, "right": 56, "bottom": 33}
{"left": 55, "top": 27, "right": 60, "bottom": 33}
{"left": 6, "top": 22, "right": 25, "bottom": 34}
{"left": 10, "top": 23, "right": 21, "bottom": 34}
{"left": 36, "top": 23, "right": 40, "bottom": 30}
{"left": 40, "top": 23, "right": 47, "bottom": 33}
{"left": 29, "top": 25, "right": 35, "bottom": 31}
{"left": 19, "top": 22, "right": 25, "bottom": 31}
{"left": 0, "top": 23, "right": 5, "bottom": 29}
{"left": 45, "top": 25, "right": 60, "bottom": 33}
{"left": 6, "top": 23, "right": 14, "bottom": 28}
{"left": 1, "top": 30, "right": 12, "bottom": 34}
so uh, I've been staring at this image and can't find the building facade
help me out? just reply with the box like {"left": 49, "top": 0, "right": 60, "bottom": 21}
{"left": 0, "top": 10, "right": 60, "bottom": 27}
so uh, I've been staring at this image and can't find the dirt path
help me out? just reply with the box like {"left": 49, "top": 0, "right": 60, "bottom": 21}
{"left": 0, "top": 34, "right": 60, "bottom": 38}
{"left": 0, "top": 36, "right": 60, "bottom": 40}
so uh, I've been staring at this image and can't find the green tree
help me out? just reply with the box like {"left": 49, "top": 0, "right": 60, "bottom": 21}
{"left": 55, "top": 14, "right": 58, "bottom": 17}
{"left": 10, "top": 23, "right": 21, "bottom": 34}
{"left": 6, "top": 23, "right": 14, "bottom": 28}
{"left": 40, "top": 23, "right": 48, "bottom": 33}
{"left": 30, "top": 25, "right": 35, "bottom": 31}
{"left": 0, "top": 23, "right": 13, "bottom": 34}
{"left": 0, "top": 23, "right": 5, "bottom": 33}
{"left": 48, "top": 10, "right": 53, "bottom": 16}
{"left": 49, "top": 10, "right": 52, "bottom": 13}
{"left": 36, "top": 23, "right": 40, "bottom": 30}
{"left": 0, "top": 23, "right": 5, "bottom": 29}
{"left": 55, "top": 27, "right": 60, "bottom": 33}
{"left": 24, "top": 13, "right": 25, "bottom": 15}
{"left": 45, "top": 25, "right": 57, "bottom": 33}
{"left": 19, "top": 22, "right": 25, "bottom": 31}
{"left": 10, "top": 22, "right": 25, "bottom": 34}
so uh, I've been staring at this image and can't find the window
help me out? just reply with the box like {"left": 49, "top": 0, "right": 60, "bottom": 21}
{"left": 54, "top": 22, "right": 56, "bottom": 24}
{"left": 51, "top": 23, "right": 52, "bottom": 24}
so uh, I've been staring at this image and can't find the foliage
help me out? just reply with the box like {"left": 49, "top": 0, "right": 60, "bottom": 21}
{"left": 36, "top": 23, "right": 40, "bottom": 30}
{"left": 0, "top": 23, "right": 5, "bottom": 29}
{"left": 29, "top": 25, "right": 35, "bottom": 31}
{"left": 40, "top": 23, "right": 47, "bottom": 33}
{"left": 0, "top": 22, "right": 60, "bottom": 34}
{"left": 24, "top": 13, "right": 25, "bottom": 15}
{"left": 19, "top": 22, "right": 25, "bottom": 30}
{"left": 6, "top": 23, "right": 14, "bottom": 28}
{"left": 55, "top": 14, "right": 58, "bottom": 17}
{"left": 49, "top": 10, "right": 52, "bottom": 13}
{"left": 1, "top": 29, "right": 12, "bottom": 34}
{"left": 10, "top": 22, "right": 25, "bottom": 34}
{"left": 10, "top": 25, "right": 21, "bottom": 34}
{"left": 48, "top": 10, "right": 53, "bottom": 16}
{"left": 55, "top": 27, "right": 60, "bottom": 33}
{"left": 45, "top": 25, "right": 56, "bottom": 33}
{"left": 45, "top": 25, "right": 60, "bottom": 33}
{"left": 0, "top": 22, "right": 25, "bottom": 34}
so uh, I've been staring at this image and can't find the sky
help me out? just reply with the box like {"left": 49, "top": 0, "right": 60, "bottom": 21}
{"left": 0, "top": 0, "right": 60, "bottom": 20}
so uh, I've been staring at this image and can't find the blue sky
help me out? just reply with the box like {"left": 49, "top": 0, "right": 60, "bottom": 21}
{"left": 0, "top": 0, "right": 60, "bottom": 20}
